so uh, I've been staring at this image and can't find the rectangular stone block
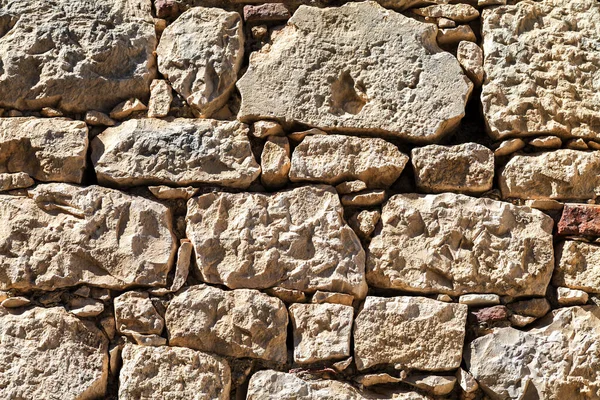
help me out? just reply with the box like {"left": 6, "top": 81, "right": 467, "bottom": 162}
{"left": 554, "top": 240, "right": 600, "bottom": 294}
{"left": 557, "top": 204, "right": 600, "bottom": 236}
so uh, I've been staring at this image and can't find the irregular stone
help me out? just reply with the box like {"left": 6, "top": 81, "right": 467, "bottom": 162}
{"left": 355, "top": 373, "right": 402, "bottom": 386}
{"left": 91, "top": 118, "right": 260, "bottom": 189}
{"left": 367, "top": 193, "right": 555, "bottom": 296}
{"left": 85, "top": 111, "right": 116, "bottom": 127}
{"left": 457, "top": 41, "right": 484, "bottom": 87}
{"left": 507, "top": 298, "right": 551, "bottom": 318}
{"left": 119, "top": 344, "right": 230, "bottom": 400}
{"left": 157, "top": 7, "right": 244, "bottom": 117}
{"left": 288, "top": 128, "right": 326, "bottom": 142}
{"left": 333, "top": 357, "right": 354, "bottom": 372}
{"left": 237, "top": 1, "right": 472, "bottom": 142}
{"left": 525, "top": 199, "right": 564, "bottom": 212}
{"left": 349, "top": 210, "right": 381, "bottom": 240}
{"left": 264, "top": 287, "right": 307, "bottom": 304}
{"left": 40, "top": 107, "right": 63, "bottom": 117}
{"left": 413, "top": 4, "right": 479, "bottom": 22}
{"left": 155, "top": 0, "right": 178, "bottom": 19}
{"left": 482, "top": 0, "right": 600, "bottom": 140}
{"left": 411, "top": 143, "right": 494, "bottom": 194}
{"left": 456, "top": 368, "right": 478, "bottom": 394}
{"left": 459, "top": 294, "right": 500, "bottom": 307}
{"left": 261, "top": 136, "right": 291, "bottom": 189}
{"left": 466, "top": 306, "right": 600, "bottom": 399}
{"left": 566, "top": 138, "right": 588, "bottom": 150}
{"left": 243, "top": 4, "right": 291, "bottom": 23}
{"left": 148, "top": 185, "right": 199, "bottom": 200}
{"left": 0, "top": 0, "right": 156, "bottom": 113}
{"left": 253, "top": 120, "right": 284, "bottom": 138}
{"left": 479, "top": 0, "right": 506, "bottom": 6}
{"left": 114, "top": 291, "right": 164, "bottom": 336}
{"left": 336, "top": 180, "right": 368, "bottom": 195}
{"left": 186, "top": 185, "right": 367, "bottom": 298}
{"left": 289, "top": 303, "right": 353, "bottom": 364}
{"left": 170, "top": 240, "right": 192, "bottom": 292}
{"left": 558, "top": 204, "right": 600, "bottom": 236}
{"left": 0, "top": 172, "right": 34, "bottom": 192}
{"left": 589, "top": 141, "right": 600, "bottom": 150}
{"left": 500, "top": 150, "right": 600, "bottom": 201}
{"left": 437, "top": 18, "right": 456, "bottom": 29}
{"left": 470, "top": 305, "right": 509, "bottom": 325}
{"left": 403, "top": 374, "right": 456, "bottom": 396}
{"left": 1, "top": 296, "right": 31, "bottom": 308}
{"left": 341, "top": 190, "right": 387, "bottom": 207}
{"left": 0, "top": 117, "right": 88, "bottom": 183}
{"left": 290, "top": 135, "right": 408, "bottom": 188}
{"left": 509, "top": 314, "right": 537, "bottom": 328}
{"left": 437, "top": 26, "right": 476, "bottom": 46}
{"left": 131, "top": 333, "right": 167, "bottom": 347}
{"left": 251, "top": 25, "right": 268, "bottom": 40}
{"left": 354, "top": 296, "right": 467, "bottom": 371}
{"left": 69, "top": 298, "right": 105, "bottom": 318}
{"left": 557, "top": 287, "right": 589, "bottom": 306}
{"left": 529, "top": 135, "right": 562, "bottom": 149}
{"left": 166, "top": 284, "right": 288, "bottom": 363}
{"left": 554, "top": 241, "right": 600, "bottom": 294}
{"left": 494, "top": 138, "right": 525, "bottom": 157}
{"left": 147, "top": 79, "right": 172, "bottom": 118}
{"left": 311, "top": 291, "right": 354, "bottom": 306}
{"left": 109, "top": 98, "right": 147, "bottom": 120}
{"left": 0, "top": 307, "right": 108, "bottom": 399}
{"left": 0, "top": 183, "right": 177, "bottom": 291}
{"left": 437, "top": 294, "right": 453, "bottom": 302}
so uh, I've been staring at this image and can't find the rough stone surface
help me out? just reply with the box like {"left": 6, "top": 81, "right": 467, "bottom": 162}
{"left": 557, "top": 287, "right": 589, "bottom": 306}
{"left": 349, "top": 210, "right": 381, "bottom": 240}
{"left": 0, "top": 172, "right": 34, "bottom": 191}
{"left": 459, "top": 294, "right": 500, "bottom": 307}
{"left": 354, "top": 296, "right": 467, "bottom": 371}
{"left": 166, "top": 284, "right": 288, "bottom": 363}
{"left": 237, "top": 1, "right": 472, "bottom": 142}
{"left": 529, "top": 135, "right": 562, "bottom": 149}
{"left": 148, "top": 79, "right": 172, "bottom": 118}
{"left": 261, "top": 136, "right": 291, "bottom": 189}
{"left": 367, "top": 193, "right": 555, "bottom": 297}
{"left": 404, "top": 374, "right": 456, "bottom": 396}
{"left": 186, "top": 185, "right": 367, "bottom": 298}
{"left": 555, "top": 241, "right": 600, "bottom": 294}
{"left": 91, "top": 118, "right": 260, "bottom": 189}
{"left": 114, "top": 291, "right": 164, "bottom": 336}
{"left": 110, "top": 98, "right": 147, "bottom": 120}
{"left": 437, "top": 26, "right": 476, "bottom": 46}
{"left": 341, "top": 190, "right": 387, "bottom": 207}
{"left": 413, "top": 4, "right": 479, "bottom": 23}
{"left": 243, "top": 3, "right": 291, "bottom": 23}
{"left": 336, "top": 180, "right": 368, "bottom": 194}
{"left": 457, "top": 41, "right": 484, "bottom": 87}
{"left": 0, "top": 183, "right": 176, "bottom": 291}
{"left": 558, "top": 204, "right": 600, "bottom": 236}
{"left": 85, "top": 111, "right": 115, "bottom": 127}
{"left": 494, "top": 138, "right": 525, "bottom": 157}
{"left": 311, "top": 291, "right": 354, "bottom": 306}
{"left": 507, "top": 298, "right": 551, "bottom": 318}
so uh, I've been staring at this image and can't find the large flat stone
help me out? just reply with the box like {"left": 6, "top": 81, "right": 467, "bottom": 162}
{"left": 367, "top": 193, "right": 555, "bottom": 297}
{"left": 186, "top": 185, "right": 367, "bottom": 298}
{"left": 555, "top": 240, "right": 600, "bottom": 294}
{"left": 91, "top": 118, "right": 260, "bottom": 189}
{"left": 237, "top": 1, "right": 472, "bottom": 142}
{"left": 0, "top": 183, "right": 177, "bottom": 291}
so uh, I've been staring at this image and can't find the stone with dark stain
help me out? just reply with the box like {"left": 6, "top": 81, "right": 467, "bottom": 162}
{"left": 558, "top": 204, "right": 600, "bottom": 236}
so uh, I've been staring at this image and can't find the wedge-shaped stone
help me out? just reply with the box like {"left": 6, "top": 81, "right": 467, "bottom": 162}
{"left": 290, "top": 135, "right": 408, "bottom": 188}
{"left": 0, "top": 117, "right": 88, "bottom": 183}
{"left": 0, "top": 0, "right": 156, "bottom": 113}
{"left": 367, "top": 193, "right": 554, "bottom": 296}
{"left": 500, "top": 150, "right": 600, "bottom": 201}
{"left": 166, "top": 284, "right": 288, "bottom": 363}
{"left": 0, "top": 307, "right": 108, "bottom": 399}
{"left": 91, "top": 118, "right": 259, "bottom": 189}
{"left": 237, "top": 1, "right": 472, "bottom": 142}
{"left": 555, "top": 241, "right": 600, "bottom": 294}
{"left": 186, "top": 185, "right": 367, "bottom": 298}
{"left": 466, "top": 306, "right": 600, "bottom": 399}
{"left": 0, "top": 183, "right": 177, "bottom": 291}
{"left": 119, "top": 344, "right": 231, "bottom": 400}
{"left": 482, "top": 0, "right": 600, "bottom": 140}
{"left": 354, "top": 296, "right": 467, "bottom": 371}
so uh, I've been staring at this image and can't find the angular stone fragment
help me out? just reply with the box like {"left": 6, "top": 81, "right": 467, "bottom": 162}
{"left": 0, "top": 307, "right": 108, "bottom": 399}
{"left": 148, "top": 79, "right": 172, "bottom": 118}
{"left": 459, "top": 294, "right": 500, "bottom": 307}
{"left": 411, "top": 143, "right": 494, "bottom": 194}
{"left": 243, "top": 3, "right": 291, "bottom": 23}
{"left": 149, "top": 185, "right": 199, "bottom": 200}
{"left": 0, "top": 0, "right": 156, "bottom": 113}
{"left": 354, "top": 296, "right": 467, "bottom": 371}
{"left": 437, "top": 26, "right": 476, "bottom": 46}
{"left": 529, "top": 135, "right": 562, "bottom": 149}
{"left": 290, "top": 135, "right": 408, "bottom": 188}
{"left": 555, "top": 241, "right": 600, "bottom": 294}
{"left": 557, "top": 287, "right": 589, "bottom": 306}
{"left": 494, "top": 138, "right": 525, "bottom": 157}
{"left": 157, "top": 7, "right": 244, "bottom": 117}
{"left": 558, "top": 204, "right": 600, "bottom": 236}
{"left": 186, "top": 185, "right": 367, "bottom": 298}
{"left": 457, "top": 41, "right": 484, "bottom": 87}
{"left": 0, "top": 117, "right": 88, "bottom": 183}
{"left": 1, "top": 296, "right": 30, "bottom": 308}
{"left": 166, "top": 284, "right": 288, "bottom": 363}
{"left": 482, "top": 0, "right": 600, "bottom": 140}
{"left": 341, "top": 190, "right": 387, "bottom": 207}
{"left": 253, "top": 120, "right": 284, "bottom": 138}
{"left": 0, "top": 183, "right": 177, "bottom": 291}
{"left": 413, "top": 4, "right": 479, "bottom": 22}
{"left": 69, "top": 298, "right": 105, "bottom": 318}
{"left": 119, "top": 344, "right": 231, "bottom": 400}
{"left": 170, "top": 240, "right": 192, "bottom": 292}
{"left": 566, "top": 138, "right": 588, "bottom": 150}
{"left": 403, "top": 374, "right": 456, "bottom": 396}
{"left": 311, "top": 291, "right": 354, "bottom": 306}
{"left": 0, "top": 172, "right": 34, "bottom": 192}
{"left": 507, "top": 298, "right": 550, "bottom": 318}
{"left": 237, "top": 1, "right": 472, "bottom": 142}
{"left": 349, "top": 210, "right": 381, "bottom": 240}
{"left": 368, "top": 193, "right": 554, "bottom": 296}
{"left": 110, "top": 98, "right": 147, "bottom": 120}
{"left": 85, "top": 111, "right": 115, "bottom": 127}
{"left": 91, "top": 118, "right": 260, "bottom": 189}
{"left": 114, "top": 291, "right": 164, "bottom": 336}
{"left": 500, "top": 150, "right": 600, "bottom": 200}
{"left": 336, "top": 180, "right": 368, "bottom": 194}
{"left": 261, "top": 136, "right": 291, "bottom": 189}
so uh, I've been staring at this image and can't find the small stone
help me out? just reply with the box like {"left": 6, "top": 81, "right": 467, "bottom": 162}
{"left": 557, "top": 287, "right": 589, "bottom": 306}
{"left": 311, "top": 291, "right": 354, "bottom": 306}
{"left": 155, "top": 0, "right": 178, "bottom": 19}
{"left": 437, "top": 17, "right": 456, "bottom": 28}
{"left": 287, "top": 128, "right": 326, "bottom": 142}
{"left": 69, "top": 298, "right": 104, "bottom": 318}
{"left": 478, "top": 0, "right": 506, "bottom": 5}
{"left": 114, "top": 291, "right": 165, "bottom": 336}
{"left": 529, "top": 135, "right": 562, "bottom": 149}
{"left": 0, "top": 292, "right": 8, "bottom": 302}
{"left": 348, "top": 210, "right": 381, "bottom": 240}
{"left": 333, "top": 357, "right": 353, "bottom": 372}
{"left": 525, "top": 199, "right": 565, "bottom": 212}
{"left": 507, "top": 298, "right": 551, "bottom": 318}
{"left": 459, "top": 294, "right": 500, "bottom": 307}
{"left": 73, "top": 286, "right": 91, "bottom": 298}
{"left": 1, "top": 297, "right": 30, "bottom": 308}
{"left": 555, "top": 241, "right": 600, "bottom": 294}
{"left": 558, "top": 204, "right": 600, "bottom": 236}
{"left": 403, "top": 374, "right": 457, "bottom": 396}
{"left": 91, "top": 288, "right": 112, "bottom": 302}
{"left": 261, "top": 136, "right": 291, "bottom": 189}
{"left": 147, "top": 79, "right": 172, "bottom": 118}
{"left": 0, "top": 172, "right": 34, "bottom": 192}
{"left": 131, "top": 333, "right": 167, "bottom": 347}
{"left": 470, "top": 305, "right": 509, "bottom": 324}
{"left": 341, "top": 190, "right": 387, "bottom": 207}
{"left": 109, "top": 98, "right": 147, "bottom": 120}
{"left": 456, "top": 368, "right": 478, "bottom": 394}
{"left": 437, "top": 25, "right": 476, "bottom": 46}
{"left": 148, "top": 186, "right": 199, "bottom": 200}
{"left": 170, "top": 240, "right": 192, "bottom": 293}
{"left": 509, "top": 314, "right": 537, "bottom": 328}
{"left": 85, "top": 111, "right": 116, "bottom": 127}
{"left": 264, "top": 287, "right": 307, "bottom": 304}
{"left": 355, "top": 373, "right": 401, "bottom": 386}
{"left": 413, "top": 4, "right": 479, "bottom": 23}
{"left": 101, "top": 316, "right": 117, "bottom": 340}
{"left": 566, "top": 138, "right": 588, "bottom": 150}
{"left": 457, "top": 41, "right": 484, "bottom": 87}
{"left": 437, "top": 294, "right": 453, "bottom": 302}
{"left": 589, "top": 141, "right": 600, "bottom": 150}
{"left": 494, "top": 138, "right": 526, "bottom": 157}
{"left": 253, "top": 120, "right": 284, "bottom": 138}
{"left": 243, "top": 3, "right": 291, "bottom": 24}
{"left": 336, "top": 180, "right": 368, "bottom": 195}
{"left": 40, "top": 107, "right": 63, "bottom": 117}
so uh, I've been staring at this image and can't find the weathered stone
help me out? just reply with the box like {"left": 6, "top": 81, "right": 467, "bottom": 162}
{"left": 237, "top": 1, "right": 472, "bottom": 142}
{"left": 0, "top": 172, "right": 34, "bottom": 192}
{"left": 290, "top": 135, "right": 408, "bottom": 188}
{"left": 437, "top": 26, "right": 476, "bottom": 46}
{"left": 555, "top": 241, "right": 600, "bottom": 294}
{"left": 251, "top": 24, "right": 268, "bottom": 40}
{"left": 437, "top": 294, "right": 453, "bottom": 302}
{"left": 85, "top": 111, "right": 116, "bottom": 127}
{"left": 119, "top": 344, "right": 231, "bottom": 400}
{"left": 289, "top": 303, "right": 353, "bottom": 364}
{"left": 355, "top": 373, "right": 402, "bottom": 387}
{"left": 341, "top": 190, "right": 387, "bottom": 207}
{"left": 0, "top": 0, "right": 156, "bottom": 113}
{"left": 437, "top": 17, "right": 456, "bottom": 28}
{"left": 466, "top": 306, "right": 600, "bottom": 399}
{"left": 459, "top": 294, "right": 500, "bottom": 307}
{"left": 589, "top": 141, "right": 600, "bottom": 150}
{"left": 566, "top": 138, "right": 589, "bottom": 150}
{"left": 470, "top": 305, "right": 509, "bottom": 325}
{"left": 148, "top": 185, "right": 199, "bottom": 200}
{"left": 482, "top": 0, "right": 600, "bottom": 140}
{"left": 243, "top": 3, "right": 291, "bottom": 23}
{"left": 336, "top": 180, "right": 368, "bottom": 194}
{"left": 558, "top": 204, "right": 600, "bottom": 236}
{"left": 494, "top": 138, "right": 525, "bottom": 157}
{"left": 509, "top": 314, "right": 537, "bottom": 328}
{"left": 261, "top": 136, "right": 291, "bottom": 189}
{"left": 91, "top": 118, "right": 260, "bottom": 189}
{"left": 253, "top": 120, "right": 284, "bottom": 138}
{"left": 131, "top": 333, "right": 167, "bottom": 347}
{"left": 170, "top": 240, "right": 192, "bottom": 292}
{"left": 157, "top": 7, "right": 244, "bottom": 117}
{"left": 40, "top": 107, "right": 63, "bottom": 117}
{"left": 457, "top": 41, "right": 484, "bottom": 87}
{"left": 507, "top": 298, "right": 551, "bottom": 318}
{"left": 557, "top": 287, "right": 589, "bottom": 306}
{"left": 147, "top": 79, "right": 172, "bottom": 118}
{"left": 114, "top": 291, "right": 164, "bottom": 336}
{"left": 311, "top": 291, "right": 354, "bottom": 306}
{"left": 1, "top": 296, "right": 31, "bottom": 308}
{"left": 411, "top": 143, "right": 494, "bottom": 194}
{"left": 265, "top": 287, "right": 307, "bottom": 303}
{"left": 529, "top": 135, "right": 562, "bottom": 149}
{"left": 367, "top": 193, "right": 555, "bottom": 296}
{"left": 69, "top": 298, "right": 105, "bottom": 318}
{"left": 166, "top": 284, "right": 288, "bottom": 363}
{"left": 186, "top": 185, "right": 367, "bottom": 298}
{"left": 354, "top": 296, "right": 467, "bottom": 371}
{"left": 413, "top": 4, "right": 479, "bottom": 22}
{"left": 0, "top": 183, "right": 177, "bottom": 291}
{"left": 288, "top": 128, "right": 326, "bottom": 142}
{"left": 500, "top": 150, "right": 600, "bottom": 201}
{"left": 349, "top": 210, "right": 381, "bottom": 240}
{"left": 110, "top": 98, "right": 147, "bottom": 120}
{"left": 0, "top": 117, "right": 88, "bottom": 183}
{"left": 404, "top": 374, "right": 456, "bottom": 396}
{"left": 526, "top": 199, "right": 564, "bottom": 212}
{"left": 479, "top": 0, "right": 506, "bottom": 6}
{"left": 456, "top": 368, "right": 478, "bottom": 394}
{"left": 0, "top": 307, "right": 108, "bottom": 399}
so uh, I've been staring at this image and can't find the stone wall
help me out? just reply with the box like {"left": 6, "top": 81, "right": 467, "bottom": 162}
{"left": 1, "top": 0, "right": 599, "bottom": 399}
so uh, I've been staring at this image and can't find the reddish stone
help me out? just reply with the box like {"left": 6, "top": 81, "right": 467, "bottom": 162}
{"left": 557, "top": 204, "right": 600, "bottom": 236}
{"left": 155, "top": 0, "right": 178, "bottom": 19}
{"left": 470, "top": 305, "right": 508, "bottom": 324}
{"left": 243, "top": 3, "right": 290, "bottom": 24}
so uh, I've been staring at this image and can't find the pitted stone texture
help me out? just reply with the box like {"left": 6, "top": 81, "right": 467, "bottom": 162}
{"left": 500, "top": 150, "right": 600, "bottom": 201}
{"left": 354, "top": 296, "right": 467, "bottom": 371}
{"left": 119, "top": 344, "right": 231, "bottom": 400}
{"left": 0, "top": 172, "right": 34, "bottom": 191}
{"left": 558, "top": 204, "right": 600, "bottom": 236}
{"left": 157, "top": 7, "right": 243, "bottom": 117}
{"left": 0, "top": 307, "right": 108, "bottom": 399}
{"left": 555, "top": 241, "right": 600, "bottom": 294}
{"left": 0, "top": 0, "right": 156, "bottom": 113}
{"left": 0, "top": 117, "right": 88, "bottom": 183}
{"left": 91, "top": 118, "right": 259, "bottom": 189}
{"left": 186, "top": 185, "right": 367, "bottom": 298}
{"left": 0, "top": 183, "right": 177, "bottom": 291}
{"left": 261, "top": 136, "right": 291, "bottom": 189}
{"left": 481, "top": 0, "right": 600, "bottom": 140}
{"left": 166, "top": 284, "right": 288, "bottom": 363}
{"left": 237, "top": 1, "right": 472, "bottom": 142}
{"left": 290, "top": 135, "right": 408, "bottom": 188}
{"left": 411, "top": 143, "right": 494, "bottom": 194}
{"left": 367, "top": 193, "right": 555, "bottom": 297}
{"left": 114, "top": 291, "right": 164, "bottom": 336}
{"left": 466, "top": 306, "right": 600, "bottom": 400}
{"left": 457, "top": 41, "right": 484, "bottom": 87}
{"left": 413, "top": 4, "right": 479, "bottom": 22}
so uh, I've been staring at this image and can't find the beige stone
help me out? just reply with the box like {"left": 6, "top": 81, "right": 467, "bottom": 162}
{"left": 114, "top": 291, "right": 164, "bottom": 336}
{"left": 555, "top": 240, "right": 600, "bottom": 294}
{"left": 437, "top": 26, "right": 476, "bottom": 46}
{"left": 131, "top": 333, "right": 166, "bottom": 347}
{"left": 494, "top": 138, "right": 525, "bottom": 157}
{"left": 265, "top": 287, "right": 307, "bottom": 304}
{"left": 349, "top": 210, "right": 381, "bottom": 240}
{"left": 288, "top": 128, "right": 326, "bottom": 142}
{"left": 170, "top": 240, "right": 192, "bottom": 292}
{"left": 526, "top": 199, "right": 565, "bottom": 212}
{"left": 0, "top": 172, "right": 34, "bottom": 192}
{"left": 437, "top": 17, "right": 456, "bottom": 28}
{"left": 1, "top": 296, "right": 30, "bottom": 308}
{"left": 311, "top": 291, "right": 354, "bottom": 306}
{"left": 354, "top": 296, "right": 467, "bottom": 371}
{"left": 341, "top": 190, "right": 387, "bottom": 207}
{"left": 109, "top": 98, "right": 148, "bottom": 120}
{"left": 413, "top": 4, "right": 479, "bottom": 22}
{"left": 336, "top": 180, "right": 368, "bottom": 194}
{"left": 148, "top": 79, "right": 173, "bottom": 118}
{"left": 253, "top": 120, "right": 284, "bottom": 138}
{"left": 509, "top": 314, "right": 537, "bottom": 328}
{"left": 507, "top": 298, "right": 551, "bottom": 318}
{"left": 237, "top": 1, "right": 472, "bottom": 142}
{"left": 557, "top": 287, "right": 589, "bottom": 306}
{"left": 69, "top": 298, "right": 104, "bottom": 318}
{"left": 456, "top": 368, "right": 478, "bottom": 394}
{"left": 355, "top": 373, "right": 402, "bottom": 387}
{"left": 566, "top": 138, "right": 588, "bottom": 150}
{"left": 261, "top": 136, "right": 291, "bottom": 189}
{"left": 457, "top": 41, "right": 484, "bottom": 87}
{"left": 529, "top": 135, "right": 562, "bottom": 149}
{"left": 403, "top": 374, "right": 456, "bottom": 396}
{"left": 166, "top": 284, "right": 288, "bottom": 363}
{"left": 148, "top": 185, "right": 200, "bottom": 200}
{"left": 85, "top": 111, "right": 116, "bottom": 127}
{"left": 459, "top": 294, "right": 500, "bottom": 307}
